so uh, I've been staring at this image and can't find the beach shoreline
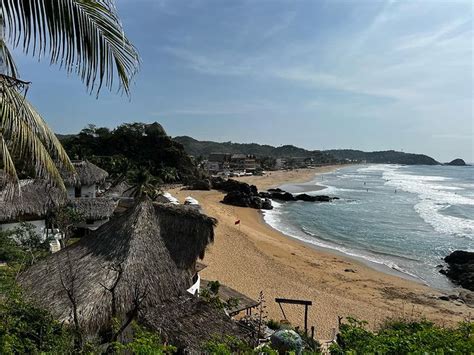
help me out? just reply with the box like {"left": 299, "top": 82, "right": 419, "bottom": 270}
{"left": 169, "top": 166, "right": 471, "bottom": 339}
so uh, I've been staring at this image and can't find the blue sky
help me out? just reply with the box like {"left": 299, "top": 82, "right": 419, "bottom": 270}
{"left": 15, "top": 0, "right": 473, "bottom": 162}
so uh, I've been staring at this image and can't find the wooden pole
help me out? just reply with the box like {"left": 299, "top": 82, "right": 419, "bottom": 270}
{"left": 304, "top": 304, "right": 308, "bottom": 335}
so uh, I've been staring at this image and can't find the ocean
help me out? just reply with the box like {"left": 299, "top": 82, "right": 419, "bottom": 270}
{"left": 263, "top": 164, "right": 474, "bottom": 290}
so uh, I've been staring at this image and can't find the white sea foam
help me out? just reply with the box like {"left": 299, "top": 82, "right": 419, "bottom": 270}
{"left": 381, "top": 165, "right": 474, "bottom": 238}
{"left": 300, "top": 184, "right": 359, "bottom": 195}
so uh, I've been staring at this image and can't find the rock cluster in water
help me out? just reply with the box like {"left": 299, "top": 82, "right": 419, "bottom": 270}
{"left": 440, "top": 250, "right": 474, "bottom": 291}
{"left": 205, "top": 178, "right": 338, "bottom": 210}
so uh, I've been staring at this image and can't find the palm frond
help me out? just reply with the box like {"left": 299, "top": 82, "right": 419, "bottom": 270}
{"left": 0, "top": 76, "right": 74, "bottom": 190}
{"left": 2, "top": 0, "right": 140, "bottom": 95}
{"left": 0, "top": 40, "right": 18, "bottom": 78}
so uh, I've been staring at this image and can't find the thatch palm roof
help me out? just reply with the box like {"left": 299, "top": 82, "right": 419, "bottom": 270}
{"left": 68, "top": 197, "right": 118, "bottom": 220}
{"left": 143, "top": 296, "right": 248, "bottom": 352}
{"left": 19, "top": 200, "right": 243, "bottom": 351}
{"left": 63, "top": 160, "right": 108, "bottom": 186}
{"left": 0, "top": 180, "right": 66, "bottom": 222}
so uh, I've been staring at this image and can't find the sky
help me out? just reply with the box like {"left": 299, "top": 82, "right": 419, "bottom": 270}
{"left": 14, "top": 0, "right": 473, "bottom": 162}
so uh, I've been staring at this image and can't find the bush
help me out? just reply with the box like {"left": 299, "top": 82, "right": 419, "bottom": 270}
{"left": 202, "top": 335, "right": 253, "bottom": 354}
{"left": 0, "top": 295, "right": 74, "bottom": 354}
{"left": 330, "top": 317, "right": 474, "bottom": 354}
{"left": 111, "top": 322, "right": 176, "bottom": 354}
{"left": 267, "top": 319, "right": 282, "bottom": 330}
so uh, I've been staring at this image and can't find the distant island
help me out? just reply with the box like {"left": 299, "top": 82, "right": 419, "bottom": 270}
{"left": 445, "top": 158, "right": 467, "bottom": 166}
{"left": 174, "top": 135, "right": 440, "bottom": 165}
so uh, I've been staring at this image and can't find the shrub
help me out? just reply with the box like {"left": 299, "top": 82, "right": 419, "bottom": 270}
{"left": 202, "top": 335, "right": 253, "bottom": 354}
{"left": 267, "top": 319, "right": 282, "bottom": 330}
{"left": 0, "top": 295, "right": 74, "bottom": 354}
{"left": 330, "top": 317, "right": 474, "bottom": 354}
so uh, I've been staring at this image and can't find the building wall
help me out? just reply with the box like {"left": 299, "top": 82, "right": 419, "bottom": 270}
{"left": 67, "top": 184, "right": 96, "bottom": 199}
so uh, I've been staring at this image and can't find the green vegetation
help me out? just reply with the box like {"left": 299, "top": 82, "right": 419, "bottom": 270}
{"left": 201, "top": 335, "right": 254, "bottom": 354}
{"left": 174, "top": 136, "right": 337, "bottom": 164}
{"left": 199, "top": 280, "right": 240, "bottom": 310}
{"left": 0, "top": 0, "right": 139, "bottom": 188}
{"left": 330, "top": 317, "right": 474, "bottom": 354}
{"left": 325, "top": 149, "right": 439, "bottom": 165}
{"left": 110, "top": 322, "right": 176, "bottom": 355}
{"left": 0, "top": 223, "right": 51, "bottom": 268}
{"left": 59, "top": 123, "right": 202, "bottom": 184}
{"left": 174, "top": 136, "right": 440, "bottom": 166}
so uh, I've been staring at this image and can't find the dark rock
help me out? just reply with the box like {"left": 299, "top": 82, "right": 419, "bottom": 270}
{"left": 445, "top": 158, "right": 467, "bottom": 166}
{"left": 448, "top": 294, "right": 459, "bottom": 300}
{"left": 344, "top": 269, "right": 356, "bottom": 273}
{"left": 258, "top": 192, "right": 272, "bottom": 199}
{"left": 222, "top": 191, "right": 272, "bottom": 210}
{"left": 268, "top": 188, "right": 284, "bottom": 193}
{"left": 262, "top": 198, "right": 273, "bottom": 210}
{"left": 313, "top": 195, "right": 332, "bottom": 202}
{"left": 186, "top": 179, "right": 211, "bottom": 190}
{"left": 459, "top": 290, "right": 474, "bottom": 307}
{"left": 211, "top": 177, "right": 258, "bottom": 195}
{"left": 270, "top": 192, "right": 296, "bottom": 201}
{"left": 441, "top": 250, "right": 474, "bottom": 291}
{"left": 438, "top": 295, "right": 450, "bottom": 301}
{"left": 295, "top": 193, "right": 318, "bottom": 202}
{"left": 445, "top": 250, "right": 474, "bottom": 264}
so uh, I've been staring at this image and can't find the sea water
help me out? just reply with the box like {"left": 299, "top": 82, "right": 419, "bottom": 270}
{"left": 263, "top": 164, "right": 474, "bottom": 290}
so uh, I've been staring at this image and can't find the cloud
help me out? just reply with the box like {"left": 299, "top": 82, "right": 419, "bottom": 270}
{"left": 396, "top": 18, "right": 471, "bottom": 50}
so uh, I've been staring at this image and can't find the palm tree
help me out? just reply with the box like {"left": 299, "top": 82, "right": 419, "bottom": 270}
{"left": 0, "top": 1, "right": 139, "bottom": 193}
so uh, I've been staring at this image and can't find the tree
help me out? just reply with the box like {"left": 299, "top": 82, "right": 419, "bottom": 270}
{"left": 0, "top": 1, "right": 139, "bottom": 192}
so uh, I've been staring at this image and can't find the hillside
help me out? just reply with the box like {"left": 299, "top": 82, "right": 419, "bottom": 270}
{"left": 59, "top": 123, "right": 201, "bottom": 182}
{"left": 326, "top": 149, "right": 439, "bottom": 165}
{"left": 174, "top": 136, "right": 440, "bottom": 165}
{"left": 173, "top": 136, "right": 337, "bottom": 163}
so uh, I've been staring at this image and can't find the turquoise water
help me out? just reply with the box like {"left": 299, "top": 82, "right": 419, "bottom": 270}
{"left": 263, "top": 164, "right": 474, "bottom": 290}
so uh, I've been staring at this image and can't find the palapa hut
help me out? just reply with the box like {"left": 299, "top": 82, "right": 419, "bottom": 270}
{"left": 0, "top": 179, "right": 65, "bottom": 236}
{"left": 68, "top": 197, "right": 118, "bottom": 231}
{"left": 63, "top": 160, "right": 108, "bottom": 199}
{"left": 19, "top": 199, "right": 247, "bottom": 352}
{"left": 62, "top": 161, "right": 116, "bottom": 231}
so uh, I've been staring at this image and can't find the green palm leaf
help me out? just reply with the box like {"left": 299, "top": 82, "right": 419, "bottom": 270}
{"left": 0, "top": 75, "right": 74, "bottom": 190}
{"left": 2, "top": 0, "right": 140, "bottom": 95}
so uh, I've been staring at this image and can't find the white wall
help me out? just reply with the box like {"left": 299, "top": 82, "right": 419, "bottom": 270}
{"left": 67, "top": 184, "right": 96, "bottom": 198}
{"left": 0, "top": 219, "right": 46, "bottom": 236}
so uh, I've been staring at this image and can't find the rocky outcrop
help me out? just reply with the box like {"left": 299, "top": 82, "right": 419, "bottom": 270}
{"left": 440, "top": 250, "right": 474, "bottom": 291}
{"left": 186, "top": 179, "right": 212, "bottom": 190}
{"left": 222, "top": 191, "right": 273, "bottom": 210}
{"left": 211, "top": 177, "right": 258, "bottom": 195}
{"left": 215, "top": 177, "right": 337, "bottom": 210}
{"left": 259, "top": 191, "right": 338, "bottom": 203}
{"left": 445, "top": 159, "right": 467, "bottom": 166}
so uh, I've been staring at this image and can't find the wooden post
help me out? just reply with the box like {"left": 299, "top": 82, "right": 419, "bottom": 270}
{"left": 304, "top": 304, "right": 308, "bottom": 335}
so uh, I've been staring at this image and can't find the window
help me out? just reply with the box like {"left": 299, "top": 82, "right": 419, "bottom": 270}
{"left": 74, "top": 186, "right": 82, "bottom": 198}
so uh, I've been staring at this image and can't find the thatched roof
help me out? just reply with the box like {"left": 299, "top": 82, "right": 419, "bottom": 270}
{"left": 103, "top": 180, "right": 133, "bottom": 199}
{"left": 142, "top": 296, "right": 249, "bottom": 352}
{"left": 19, "top": 200, "right": 223, "bottom": 343}
{"left": 68, "top": 198, "right": 118, "bottom": 220}
{"left": 63, "top": 160, "right": 108, "bottom": 186}
{"left": 0, "top": 180, "right": 66, "bottom": 222}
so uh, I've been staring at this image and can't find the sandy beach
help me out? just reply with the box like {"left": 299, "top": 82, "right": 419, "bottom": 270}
{"left": 170, "top": 166, "right": 472, "bottom": 340}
